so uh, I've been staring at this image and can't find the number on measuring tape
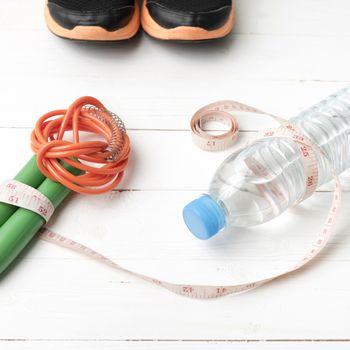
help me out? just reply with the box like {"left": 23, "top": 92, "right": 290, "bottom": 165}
{"left": 0, "top": 180, "right": 55, "bottom": 222}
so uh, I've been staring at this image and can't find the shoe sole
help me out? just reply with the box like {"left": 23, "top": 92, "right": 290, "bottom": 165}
{"left": 141, "top": 0, "right": 235, "bottom": 41}
{"left": 44, "top": 0, "right": 140, "bottom": 41}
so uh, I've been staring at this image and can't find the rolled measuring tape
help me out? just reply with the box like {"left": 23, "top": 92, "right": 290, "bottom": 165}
{"left": 0, "top": 99, "right": 342, "bottom": 299}
{"left": 190, "top": 100, "right": 263, "bottom": 151}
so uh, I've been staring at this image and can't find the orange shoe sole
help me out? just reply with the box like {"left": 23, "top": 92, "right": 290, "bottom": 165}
{"left": 141, "top": 0, "right": 235, "bottom": 41}
{"left": 45, "top": 1, "right": 140, "bottom": 41}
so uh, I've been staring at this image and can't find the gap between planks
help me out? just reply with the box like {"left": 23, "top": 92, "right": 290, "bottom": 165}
{"left": 0, "top": 339, "right": 350, "bottom": 342}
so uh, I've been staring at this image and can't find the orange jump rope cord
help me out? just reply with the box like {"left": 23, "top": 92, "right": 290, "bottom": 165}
{"left": 31, "top": 96, "right": 130, "bottom": 195}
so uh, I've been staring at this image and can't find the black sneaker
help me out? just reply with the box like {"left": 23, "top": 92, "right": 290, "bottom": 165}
{"left": 141, "top": 0, "right": 235, "bottom": 41}
{"left": 45, "top": 0, "right": 140, "bottom": 41}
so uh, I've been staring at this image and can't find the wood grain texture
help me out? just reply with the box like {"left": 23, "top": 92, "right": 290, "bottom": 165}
{"left": 0, "top": 341, "right": 350, "bottom": 350}
{"left": 0, "top": 0, "right": 349, "bottom": 348}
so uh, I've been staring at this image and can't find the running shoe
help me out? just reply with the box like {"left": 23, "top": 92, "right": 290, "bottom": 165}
{"left": 141, "top": 0, "right": 235, "bottom": 41}
{"left": 45, "top": 0, "right": 140, "bottom": 41}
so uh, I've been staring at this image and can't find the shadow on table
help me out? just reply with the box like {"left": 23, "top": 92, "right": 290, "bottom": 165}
{"left": 144, "top": 31, "right": 236, "bottom": 57}
{"left": 54, "top": 28, "right": 236, "bottom": 59}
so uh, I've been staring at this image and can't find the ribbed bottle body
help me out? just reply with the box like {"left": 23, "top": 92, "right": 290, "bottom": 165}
{"left": 209, "top": 88, "right": 350, "bottom": 227}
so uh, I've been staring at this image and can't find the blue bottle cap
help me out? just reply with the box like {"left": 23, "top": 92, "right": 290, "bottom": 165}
{"left": 183, "top": 195, "right": 226, "bottom": 240}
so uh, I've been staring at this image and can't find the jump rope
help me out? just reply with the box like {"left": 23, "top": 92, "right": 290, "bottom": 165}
{"left": 0, "top": 96, "right": 130, "bottom": 275}
{"left": 0, "top": 97, "right": 341, "bottom": 298}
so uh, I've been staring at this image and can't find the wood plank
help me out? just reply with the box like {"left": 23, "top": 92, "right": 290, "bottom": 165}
{"left": 0, "top": 80, "right": 347, "bottom": 130}
{"left": 235, "top": 0, "right": 350, "bottom": 36}
{"left": 0, "top": 341, "right": 349, "bottom": 350}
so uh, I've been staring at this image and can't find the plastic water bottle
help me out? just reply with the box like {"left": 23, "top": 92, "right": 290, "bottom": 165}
{"left": 183, "top": 88, "right": 350, "bottom": 240}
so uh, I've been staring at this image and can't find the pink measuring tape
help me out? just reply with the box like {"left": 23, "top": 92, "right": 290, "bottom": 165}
{"left": 190, "top": 101, "right": 240, "bottom": 151}
{"left": 0, "top": 100, "right": 342, "bottom": 298}
{"left": 0, "top": 180, "right": 54, "bottom": 222}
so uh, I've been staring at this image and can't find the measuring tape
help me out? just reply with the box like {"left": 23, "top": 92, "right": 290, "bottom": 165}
{"left": 190, "top": 101, "right": 241, "bottom": 151}
{"left": 0, "top": 100, "right": 342, "bottom": 298}
{"left": 0, "top": 180, "right": 54, "bottom": 222}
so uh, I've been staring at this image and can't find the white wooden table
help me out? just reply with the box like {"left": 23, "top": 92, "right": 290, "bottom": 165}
{"left": 1, "top": 0, "right": 350, "bottom": 349}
